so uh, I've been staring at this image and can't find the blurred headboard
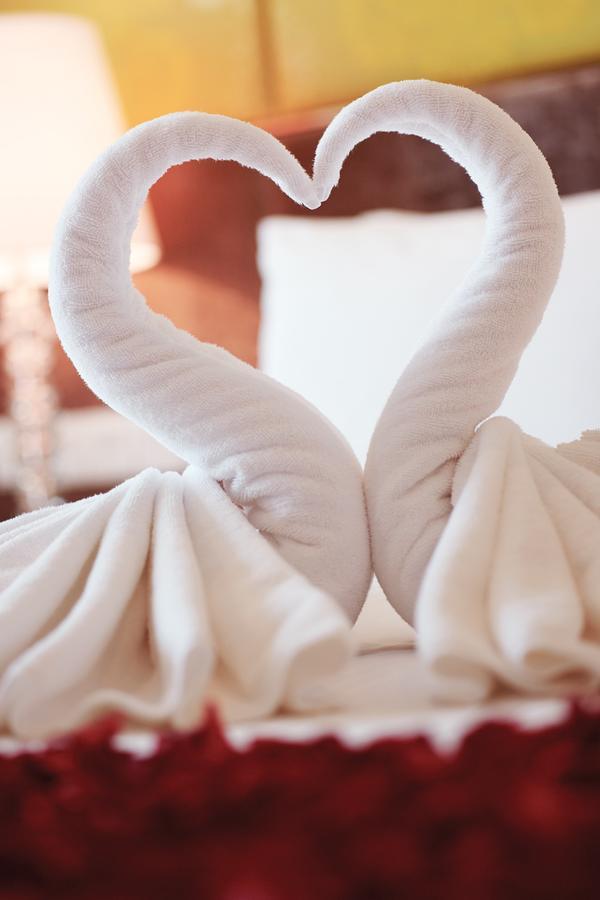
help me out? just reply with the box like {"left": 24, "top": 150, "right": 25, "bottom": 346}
{"left": 258, "top": 64, "right": 600, "bottom": 217}
{"left": 147, "top": 60, "right": 600, "bottom": 368}
{"left": 1, "top": 62, "right": 600, "bottom": 516}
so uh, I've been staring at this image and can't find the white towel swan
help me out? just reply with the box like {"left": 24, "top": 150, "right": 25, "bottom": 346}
{"left": 347, "top": 83, "right": 600, "bottom": 700}
{"left": 1, "top": 113, "right": 372, "bottom": 738}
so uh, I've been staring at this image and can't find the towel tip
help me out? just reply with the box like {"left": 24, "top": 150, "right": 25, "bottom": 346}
{"left": 303, "top": 197, "right": 321, "bottom": 211}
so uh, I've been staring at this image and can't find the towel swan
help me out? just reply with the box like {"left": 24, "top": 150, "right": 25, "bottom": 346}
{"left": 0, "top": 114, "right": 373, "bottom": 738}
{"left": 344, "top": 83, "right": 600, "bottom": 700}
{"left": 2, "top": 80, "right": 599, "bottom": 739}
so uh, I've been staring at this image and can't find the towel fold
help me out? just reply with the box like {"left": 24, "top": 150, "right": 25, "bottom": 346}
{"left": 417, "top": 418, "right": 600, "bottom": 701}
{"left": 0, "top": 467, "right": 353, "bottom": 738}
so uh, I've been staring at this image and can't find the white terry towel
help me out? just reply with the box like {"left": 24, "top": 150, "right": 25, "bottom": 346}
{"left": 354, "top": 84, "right": 600, "bottom": 698}
{"left": 0, "top": 469, "right": 351, "bottom": 737}
{"left": 417, "top": 419, "right": 600, "bottom": 701}
{"left": 1, "top": 109, "right": 373, "bottom": 739}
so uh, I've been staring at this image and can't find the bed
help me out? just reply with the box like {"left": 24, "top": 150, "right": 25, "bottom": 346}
{"left": 1, "top": 62, "right": 600, "bottom": 898}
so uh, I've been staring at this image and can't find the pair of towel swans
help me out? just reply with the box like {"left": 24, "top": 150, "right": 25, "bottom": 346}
{"left": 1, "top": 80, "right": 599, "bottom": 738}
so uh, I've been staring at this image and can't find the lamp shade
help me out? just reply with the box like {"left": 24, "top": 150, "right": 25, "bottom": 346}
{"left": 0, "top": 13, "right": 160, "bottom": 287}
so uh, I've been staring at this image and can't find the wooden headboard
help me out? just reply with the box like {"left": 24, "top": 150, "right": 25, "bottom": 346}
{"left": 1, "top": 62, "right": 600, "bottom": 516}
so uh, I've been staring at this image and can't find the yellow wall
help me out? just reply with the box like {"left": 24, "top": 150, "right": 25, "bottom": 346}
{"left": 270, "top": 0, "right": 600, "bottom": 109}
{"left": 0, "top": 1, "right": 266, "bottom": 122}
{"left": 2, "top": 0, "right": 600, "bottom": 123}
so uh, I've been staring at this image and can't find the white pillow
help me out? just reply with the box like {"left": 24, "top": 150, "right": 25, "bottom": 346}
{"left": 258, "top": 191, "right": 600, "bottom": 462}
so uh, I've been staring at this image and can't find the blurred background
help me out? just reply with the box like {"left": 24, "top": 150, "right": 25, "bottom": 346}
{"left": 4, "top": 1, "right": 600, "bottom": 122}
{"left": 1, "top": 0, "right": 600, "bottom": 517}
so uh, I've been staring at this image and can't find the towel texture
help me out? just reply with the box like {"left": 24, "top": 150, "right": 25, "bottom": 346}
{"left": 0, "top": 468, "right": 352, "bottom": 738}
{"left": 418, "top": 419, "right": 600, "bottom": 700}
{"left": 355, "top": 83, "right": 566, "bottom": 623}
{"left": 49, "top": 113, "right": 371, "bottom": 619}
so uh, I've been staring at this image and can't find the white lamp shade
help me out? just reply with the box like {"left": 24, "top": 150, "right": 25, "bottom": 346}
{"left": 0, "top": 13, "right": 160, "bottom": 287}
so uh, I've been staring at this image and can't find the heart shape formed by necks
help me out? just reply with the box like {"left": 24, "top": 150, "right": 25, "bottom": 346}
{"left": 48, "top": 80, "right": 564, "bottom": 623}
{"left": 49, "top": 111, "right": 370, "bottom": 620}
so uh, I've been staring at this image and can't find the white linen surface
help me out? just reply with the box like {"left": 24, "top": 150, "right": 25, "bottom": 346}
{"left": 0, "top": 80, "right": 598, "bottom": 739}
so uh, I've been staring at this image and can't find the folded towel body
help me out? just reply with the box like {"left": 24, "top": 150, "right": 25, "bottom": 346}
{"left": 416, "top": 420, "right": 600, "bottom": 700}
{"left": 0, "top": 468, "right": 351, "bottom": 738}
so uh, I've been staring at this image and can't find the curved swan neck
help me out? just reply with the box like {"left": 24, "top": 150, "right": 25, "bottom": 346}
{"left": 317, "top": 79, "right": 565, "bottom": 443}
{"left": 315, "top": 80, "right": 564, "bottom": 322}
{"left": 47, "top": 111, "right": 371, "bottom": 617}
{"left": 334, "top": 82, "right": 565, "bottom": 622}
{"left": 49, "top": 111, "right": 318, "bottom": 327}
{"left": 317, "top": 81, "right": 564, "bottom": 443}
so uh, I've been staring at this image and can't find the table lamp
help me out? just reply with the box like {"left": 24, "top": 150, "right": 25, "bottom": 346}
{"left": 0, "top": 13, "right": 161, "bottom": 511}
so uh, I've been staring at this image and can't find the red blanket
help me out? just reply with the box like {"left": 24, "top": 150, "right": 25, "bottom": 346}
{"left": 1, "top": 704, "right": 598, "bottom": 899}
